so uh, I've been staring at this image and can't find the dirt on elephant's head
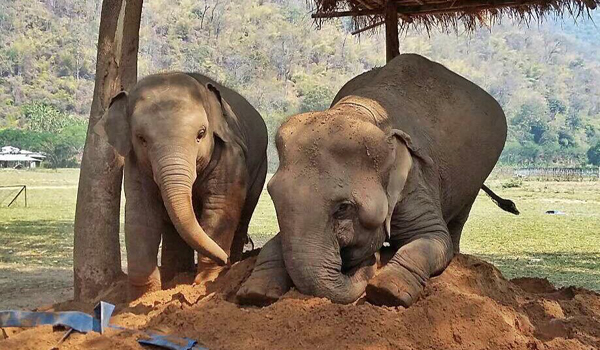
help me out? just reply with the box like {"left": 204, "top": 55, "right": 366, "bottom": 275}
{"left": 2, "top": 254, "right": 599, "bottom": 350}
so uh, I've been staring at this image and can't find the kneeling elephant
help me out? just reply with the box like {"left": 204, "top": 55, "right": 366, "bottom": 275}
{"left": 238, "top": 54, "right": 517, "bottom": 307}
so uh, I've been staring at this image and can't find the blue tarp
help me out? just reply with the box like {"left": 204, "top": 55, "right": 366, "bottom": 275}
{"left": 0, "top": 301, "right": 205, "bottom": 350}
{"left": 0, "top": 301, "right": 113, "bottom": 333}
{"left": 139, "top": 334, "right": 200, "bottom": 349}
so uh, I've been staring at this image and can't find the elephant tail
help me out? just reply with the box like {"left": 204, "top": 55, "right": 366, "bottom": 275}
{"left": 481, "top": 184, "right": 520, "bottom": 215}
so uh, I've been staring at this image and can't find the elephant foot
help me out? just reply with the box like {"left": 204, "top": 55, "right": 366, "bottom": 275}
{"left": 237, "top": 266, "right": 292, "bottom": 306}
{"left": 365, "top": 263, "right": 426, "bottom": 307}
{"left": 128, "top": 269, "right": 162, "bottom": 300}
{"left": 160, "top": 267, "right": 179, "bottom": 286}
{"left": 194, "top": 257, "right": 228, "bottom": 285}
{"left": 237, "top": 232, "right": 291, "bottom": 306}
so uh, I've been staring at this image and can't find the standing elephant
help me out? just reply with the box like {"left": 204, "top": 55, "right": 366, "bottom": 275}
{"left": 238, "top": 54, "right": 517, "bottom": 307}
{"left": 95, "top": 72, "right": 267, "bottom": 299}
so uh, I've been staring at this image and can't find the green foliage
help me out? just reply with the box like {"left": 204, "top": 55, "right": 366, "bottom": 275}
{"left": 0, "top": 101, "right": 86, "bottom": 167}
{"left": 44, "top": 123, "right": 87, "bottom": 168}
{"left": 0, "top": 0, "right": 598, "bottom": 170}
{"left": 0, "top": 0, "right": 97, "bottom": 126}
{"left": 22, "top": 102, "right": 85, "bottom": 133}
{"left": 0, "top": 128, "right": 50, "bottom": 152}
{"left": 299, "top": 86, "right": 333, "bottom": 113}
{"left": 588, "top": 141, "right": 600, "bottom": 166}
{"left": 0, "top": 124, "right": 86, "bottom": 168}
{"left": 295, "top": 74, "right": 335, "bottom": 113}
{"left": 501, "top": 178, "right": 523, "bottom": 189}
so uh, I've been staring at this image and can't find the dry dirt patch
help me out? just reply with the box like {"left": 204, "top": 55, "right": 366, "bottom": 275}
{"left": 1, "top": 254, "right": 599, "bottom": 350}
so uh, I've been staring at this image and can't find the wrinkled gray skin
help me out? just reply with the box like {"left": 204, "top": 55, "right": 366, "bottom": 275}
{"left": 238, "top": 54, "right": 510, "bottom": 307}
{"left": 96, "top": 72, "right": 267, "bottom": 299}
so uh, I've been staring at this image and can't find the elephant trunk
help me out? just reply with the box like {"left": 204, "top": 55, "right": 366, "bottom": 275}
{"left": 282, "top": 224, "right": 374, "bottom": 304}
{"left": 154, "top": 150, "right": 228, "bottom": 265}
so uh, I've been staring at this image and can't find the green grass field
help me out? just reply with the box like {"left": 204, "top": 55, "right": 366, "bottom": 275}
{"left": 0, "top": 169, "right": 598, "bottom": 297}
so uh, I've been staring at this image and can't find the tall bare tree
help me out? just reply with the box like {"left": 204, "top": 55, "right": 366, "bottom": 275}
{"left": 74, "top": 0, "right": 143, "bottom": 301}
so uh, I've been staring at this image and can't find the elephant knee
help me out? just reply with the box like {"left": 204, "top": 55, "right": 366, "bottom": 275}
{"left": 127, "top": 266, "right": 161, "bottom": 300}
{"left": 128, "top": 265, "right": 161, "bottom": 287}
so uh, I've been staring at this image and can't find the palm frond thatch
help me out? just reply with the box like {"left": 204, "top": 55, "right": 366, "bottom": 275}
{"left": 310, "top": 0, "right": 599, "bottom": 33}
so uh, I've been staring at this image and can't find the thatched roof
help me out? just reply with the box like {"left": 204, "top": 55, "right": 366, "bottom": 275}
{"left": 311, "top": 0, "right": 599, "bottom": 33}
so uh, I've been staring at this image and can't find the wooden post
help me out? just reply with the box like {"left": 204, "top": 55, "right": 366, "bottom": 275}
{"left": 385, "top": 1, "right": 399, "bottom": 63}
{"left": 73, "top": 0, "right": 143, "bottom": 301}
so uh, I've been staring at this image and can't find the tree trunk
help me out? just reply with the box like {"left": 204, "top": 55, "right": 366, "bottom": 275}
{"left": 385, "top": 1, "right": 399, "bottom": 63}
{"left": 73, "top": 0, "right": 143, "bottom": 301}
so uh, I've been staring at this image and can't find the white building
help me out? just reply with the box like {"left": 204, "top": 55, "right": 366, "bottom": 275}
{"left": 0, "top": 146, "right": 46, "bottom": 169}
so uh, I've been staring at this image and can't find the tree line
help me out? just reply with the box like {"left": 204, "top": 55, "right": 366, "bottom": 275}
{"left": 0, "top": 0, "right": 598, "bottom": 169}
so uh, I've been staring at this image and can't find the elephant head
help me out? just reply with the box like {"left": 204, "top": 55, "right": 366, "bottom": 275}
{"left": 95, "top": 73, "right": 234, "bottom": 265}
{"left": 268, "top": 104, "right": 414, "bottom": 303}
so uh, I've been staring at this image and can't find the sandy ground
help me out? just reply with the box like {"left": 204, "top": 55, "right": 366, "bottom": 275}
{"left": 1, "top": 254, "right": 599, "bottom": 350}
{"left": 0, "top": 264, "right": 72, "bottom": 309}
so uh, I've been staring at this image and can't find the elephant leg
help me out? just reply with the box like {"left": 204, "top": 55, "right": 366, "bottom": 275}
{"left": 126, "top": 222, "right": 162, "bottom": 300}
{"left": 160, "top": 224, "right": 195, "bottom": 285}
{"left": 237, "top": 233, "right": 292, "bottom": 306}
{"left": 447, "top": 199, "right": 475, "bottom": 254}
{"left": 124, "top": 159, "right": 168, "bottom": 300}
{"left": 231, "top": 157, "right": 268, "bottom": 263}
{"left": 193, "top": 197, "right": 243, "bottom": 285}
{"left": 194, "top": 221, "right": 236, "bottom": 285}
{"left": 193, "top": 196, "right": 243, "bottom": 285}
{"left": 194, "top": 144, "right": 250, "bottom": 285}
{"left": 366, "top": 225, "right": 453, "bottom": 307}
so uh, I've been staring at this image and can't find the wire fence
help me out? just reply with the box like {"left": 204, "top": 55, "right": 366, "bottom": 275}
{"left": 513, "top": 167, "right": 600, "bottom": 181}
{"left": 0, "top": 185, "right": 28, "bottom": 207}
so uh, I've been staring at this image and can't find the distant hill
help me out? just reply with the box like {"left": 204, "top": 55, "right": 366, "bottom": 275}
{"left": 0, "top": 0, "right": 598, "bottom": 168}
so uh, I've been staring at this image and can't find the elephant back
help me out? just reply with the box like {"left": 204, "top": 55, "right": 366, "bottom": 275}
{"left": 331, "top": 67, "right": 382, "bottom": 107}
{"left": 337, "top": 54, "right": 508, "bottom": 220}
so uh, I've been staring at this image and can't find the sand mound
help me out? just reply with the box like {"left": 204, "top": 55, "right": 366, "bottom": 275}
{"left": 2, "top": 254, "right": 599, "bottom": 350}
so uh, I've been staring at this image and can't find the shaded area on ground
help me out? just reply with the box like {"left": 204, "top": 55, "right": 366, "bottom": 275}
{"left": 0, "top": 265, "right": 72, "bottom": 309}
{"left": 0, "top": 220, "right": 74, "bottom": 267}
{"left": 1, "top": 254, "right": 599, "bottom": 350}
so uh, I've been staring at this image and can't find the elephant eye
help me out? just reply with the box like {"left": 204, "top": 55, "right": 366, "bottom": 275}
{"left": 137, "top": 135, "right": 147, "bottom": 146}
{"left": 333, "top": 201, "right": 354, "bottom": 220}
{"left": 196, "top": 127, "right": 207, "bottom": 142}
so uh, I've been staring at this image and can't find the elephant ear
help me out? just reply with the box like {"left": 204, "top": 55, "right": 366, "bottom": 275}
{"left": 204, "top": 83, "right": 248, "bottom": 156}
{"left": 94, "top": 91, "right": 131, "bottom": 156}
{"left": 384, "top": 129, "right": 414, "bottom": 238}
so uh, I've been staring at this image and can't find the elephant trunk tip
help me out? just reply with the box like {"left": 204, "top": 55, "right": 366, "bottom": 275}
{"left": 285, "top": 243, "right": 375, "bottom": 305}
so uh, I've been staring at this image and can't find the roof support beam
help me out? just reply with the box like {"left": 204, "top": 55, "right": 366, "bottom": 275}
{"left": 312, "top": 8, "right": 383, "bottom": 18}
{"left": 351, "top": 20, "right": 384, "bottom": 35}
{"left": 385, "top": 1, "right": 400, "bottom": 62}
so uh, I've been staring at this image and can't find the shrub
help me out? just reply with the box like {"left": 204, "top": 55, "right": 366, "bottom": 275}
{"left": 588, "top": 141, "right": 600, "bottom": 166}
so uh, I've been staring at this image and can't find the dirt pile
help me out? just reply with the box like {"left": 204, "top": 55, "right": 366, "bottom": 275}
{"left": 2, "top": 254, "right": 599, "bottom": 350}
